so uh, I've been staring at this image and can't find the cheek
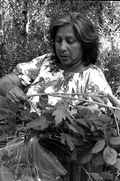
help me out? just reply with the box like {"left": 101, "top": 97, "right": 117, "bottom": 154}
{"left": 75, "top": 45, "right": 82, "bottom": 55}
{"left": 72, "top": 46, "right": 80, "bottom": 55}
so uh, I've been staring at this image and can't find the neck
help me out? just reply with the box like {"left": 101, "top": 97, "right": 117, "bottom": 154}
{"left": 57, "top": 61, "right": 90, "bottom": 73}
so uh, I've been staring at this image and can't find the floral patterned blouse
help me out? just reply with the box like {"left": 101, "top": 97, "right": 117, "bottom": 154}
{"left": 13, "top": 53, "right": 112, "bottom": 113}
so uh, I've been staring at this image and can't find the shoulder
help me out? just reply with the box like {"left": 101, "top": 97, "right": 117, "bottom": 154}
{"left": 13, "top": 53, "right": 54, "bottom": 80}
{"left": 31, "top": 53, "right": 54, "bottom": 65}
{"left": 87, "top": 65, "right": 106, "bottom": 78}
{"left": 14, "top": 53, "right": 53, "bottom": 71}
{"left": 86, "top": 65, "right": 112, "bottom": 94}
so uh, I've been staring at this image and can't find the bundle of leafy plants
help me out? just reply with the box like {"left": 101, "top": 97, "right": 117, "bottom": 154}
{"left": 0, "top": 90, "right": 120, "bottom": 181}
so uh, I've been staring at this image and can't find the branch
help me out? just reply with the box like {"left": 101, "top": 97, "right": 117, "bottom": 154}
{"left": 27, "top": 93, "right": 120, "bottom": 111}
{"left": 80, "top": 165, "right": 93, "bottom": 181}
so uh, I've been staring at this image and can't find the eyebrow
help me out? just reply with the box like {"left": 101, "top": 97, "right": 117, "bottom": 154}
{"left": 55, "top": 35, "right": 75, "bottom": 38}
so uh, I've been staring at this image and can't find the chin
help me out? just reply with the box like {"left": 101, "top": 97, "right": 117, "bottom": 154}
{"left": 60, "top": 60, "right": 71, "bottom": 65}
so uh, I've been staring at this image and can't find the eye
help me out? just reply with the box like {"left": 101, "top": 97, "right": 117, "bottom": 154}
{"left": 55, "top": 37, "right": 62, "bottom": 43}
{"left": 67, "top": 38, "right": 75, "bottom": 44}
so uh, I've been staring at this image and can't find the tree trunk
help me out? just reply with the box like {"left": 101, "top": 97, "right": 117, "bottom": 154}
{"left": 0, "top": 0, "right": 4, "bottom": 77}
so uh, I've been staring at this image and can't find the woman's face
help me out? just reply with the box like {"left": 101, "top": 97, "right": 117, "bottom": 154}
{"left": 55, "top": 24, "right": 83, "bottom": 69}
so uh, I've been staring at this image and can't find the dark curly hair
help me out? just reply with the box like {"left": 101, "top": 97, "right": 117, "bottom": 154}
{"left": 49, "top": 12, "right": 99, "bottom": 66}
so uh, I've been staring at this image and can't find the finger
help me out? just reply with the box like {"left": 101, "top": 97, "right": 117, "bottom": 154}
{"left": 14, "top": 87, "right": 26, "bottom": 100}
{"left": 13, "top": 93, "right": 21, "bottom": 102}
{"left": 18, "top": 92, "right": 27, "bottom": 101}
{"left": 15, "top": 91, "right": 27, "bottom": 101}
{"left": 107, "top": 93, "right": 120, "bottom": 107}
{"left": 6, "top": 93, "right": 20, "bottom": 102}
{"left": 6, "top": 96, "right": 14, "bottom": 103}
{"left": 10, "top": 87, "right": 26, "bottom": 102}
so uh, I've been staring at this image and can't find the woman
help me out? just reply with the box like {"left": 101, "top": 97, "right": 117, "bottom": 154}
{"left": 0, "top": 12, "right": 112, "bottom": 112}
{"left": 0, "top": 12, "right": 113, "bottom": 181}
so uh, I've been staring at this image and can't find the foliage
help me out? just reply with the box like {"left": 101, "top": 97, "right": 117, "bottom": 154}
{"left": 1, "top": 0, "right": 120, "bottom": 94}
{"left": 1, "top": 1, "right": 120, "bottom": 180}
{"left": 98, "top": 48, "right": 120, "bottom": 95}
{"left": 97, "top": 1, "right": 120, "bottom": 94}
{"left": 1, "top": 91, "right": 120, "bottom": 180}
{"left": 0, "top": 0, "right": 51, "bottom": 75}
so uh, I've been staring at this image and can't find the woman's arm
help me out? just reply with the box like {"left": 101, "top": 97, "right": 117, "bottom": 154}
{"left": 0, "top": 53, "right": 52, "bottom": 102}
{"left": 0, "top": 73, "right": 26, "bottom": 102}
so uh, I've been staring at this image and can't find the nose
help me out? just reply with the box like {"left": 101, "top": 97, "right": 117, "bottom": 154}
{"left": 60, "top": 40, "right": 67, "bottom": 51}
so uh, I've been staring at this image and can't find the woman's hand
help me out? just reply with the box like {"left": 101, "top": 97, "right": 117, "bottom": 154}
{"left": 0, "top": 73, "right": 27, "bottom": 102}
{"left": 6, "top": 85, "right": 27, "bottom": 102}
{"left": 107, "top": 93, "right": 120, "bottom": 108}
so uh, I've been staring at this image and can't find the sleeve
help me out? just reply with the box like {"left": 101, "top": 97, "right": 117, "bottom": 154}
{"left": 85, "top": 66, "right": 112, "bottom": 95}
{"left": 12, "top": 53, "right": 51, "bottom": 86}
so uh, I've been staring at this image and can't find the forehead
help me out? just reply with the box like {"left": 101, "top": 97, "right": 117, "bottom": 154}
{"left": 56, "top": 24, "right": 76, "bottom": 37}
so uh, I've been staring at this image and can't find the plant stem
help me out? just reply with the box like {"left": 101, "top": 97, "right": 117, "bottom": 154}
{"left": 115, "top": 118, "right": 120, "bottom": 136}
{"left": 80, "top": 165, "right": 93, "bottom": 181}
{"left": 27, "top": 93, "right": 120, "bottom": 111}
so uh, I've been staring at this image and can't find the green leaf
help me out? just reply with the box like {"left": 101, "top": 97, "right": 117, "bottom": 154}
{"left": 5, "top": 137, "right": 24, "bottom": 156}
{"left": 8, "top": 115, "right": 16, "bottom": 123}
{"left": 90, "top": 172, "right": 103, "bottom": 180}
{"left": 0, "top": 128, "right": 7, "bottom": 141}
{"left": 75, "top": 118, "right": 89, "bottom": 128}
{"left": 60, "top": 133, "right": 74, "bottom": 150}
{"left": 91, "top": 120, "right": 103, "bottom": 127}
{"left": 116, "top": 86, "right": 120, "bottom": 94}
{"left": 0, "top": 166, "right": 14, "bottom": 181}
{"left": 65, "top": 134, "right": 75, "bottom": 150}
{"left": 52, "top": 109, "right": 66, "bottom": 126}
{"left": 90, "top": 114, "right": 111, "bottom": 124}
{"left": 114, "top": 109, "right": 120, "bottom": 121}
{"left": 20, "top": 109, "right": 31, "bottom": 118}
{"left": 101, "top": 172, "right": 113, "bottom": 180}
{"left": 109, "top": 136, "right": 120, "bottom": 145}
{"left": 8, "top": 102, "right": 18, "bottom": 114}
{"left": 30, "top": 112, "right": 39, "bottom": 119}
{"left": 92, "top": 153, "right": 105, "bottom": 166}
{"left": 6, "top": 137, "right": 24, "bottom": 147}
{"left": 71, "top": 136, "right": 84, "bottom": 146}
{"left": 73, "top": 124, "right": 85, "bottom": 136}
{"left": 55, "top": 100, "right": 68, "bottom": 112}
{"left": 0, "top": 134, "right": 6, "bottom": 141}
{"left": 8, "top": 121, "right": 16, "bottom": 128}
{"left": 25, "top": 116, "right": 48, "bottom": 130}
{"left": 16, "top": 123, "right": 24, "bottom": 129}
{"left": 0, "top": 96, "right": 7, "bottom": 108}
{"left": 92, "top": 140, "right": 105, "bottom": 154}
{"left": 39, "top": 94, "right": 48, "bottom": 107}
{"left": 91, "top": 96, "right": 105, "bottom": 104}
{"left": 66, "top": 112, "right": 74, "bottom": 123}
{"left": 113, "top": 158, "right": 120, "bottom": 169}
{"left": 111, "top": 128, "right": 117, "bottom": 136}
{"left": 103, "top": 146, "right": 117, "bottom": 165}
{"left": 68, "top": 124, "right": 78, "bottom": 133}
{"left": 61, "top": 133, "right": 83, "bottom": 148}
{"left": 1, "top": 156, "right": 13, "bottom": 168}
{"left": 78, "top": 150, "right": 92, "bottom": 164}
{"left": 88, "top": 109, "right": 100, "bottom": 118}
{"left": 79, "top": 107, "right": 93, "bottom": 118}
{"left": 0, "top": 128, "right": 4, "bottom": 136}
{"left": 60, "top": 133, "right": 66, "bottom": 144}
{"left": 0, "top": 108, "right": 8, "bottom": 120}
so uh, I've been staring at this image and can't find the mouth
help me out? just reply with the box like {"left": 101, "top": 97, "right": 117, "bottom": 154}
{"left": 60, "top": 55, "right": 69, "bottom": 59}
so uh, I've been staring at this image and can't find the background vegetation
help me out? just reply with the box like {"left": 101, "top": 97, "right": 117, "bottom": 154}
{"left": 1, "top": 1, "right": 120, "bottom": 180}
{"left": 0, "top": 0, "right": 120, "bottom": 94}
